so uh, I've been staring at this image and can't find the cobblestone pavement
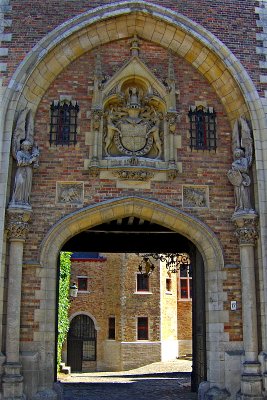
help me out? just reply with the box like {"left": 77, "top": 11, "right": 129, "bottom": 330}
{"left": 58, "top": 360, "right": 197, "bottom": 400}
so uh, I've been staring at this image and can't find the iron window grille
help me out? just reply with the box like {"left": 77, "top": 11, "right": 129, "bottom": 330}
{"left": 49, "top": 100, "right": 79, "bottom": 146}
{"left": 188, "top": 105, "right": 216, "bottom": 151}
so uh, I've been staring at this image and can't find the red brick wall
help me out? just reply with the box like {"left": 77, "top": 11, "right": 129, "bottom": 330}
{"left": 177, "top": 301, "right": 192, "bottom": 341}
{"left": 2, "top": 1, "right": 262, "bottom": 94}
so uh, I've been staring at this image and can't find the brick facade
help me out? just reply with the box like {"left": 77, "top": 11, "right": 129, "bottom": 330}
{"left": 68, "top": 253, "right": 184, "bottom": 371}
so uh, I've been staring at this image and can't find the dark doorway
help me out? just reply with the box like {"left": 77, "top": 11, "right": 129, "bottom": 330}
{"left": 67, "top": 315, "right": 97, "bottom": 372}
{"left": 60, "top": 216, "right": 206, "bottom": 391}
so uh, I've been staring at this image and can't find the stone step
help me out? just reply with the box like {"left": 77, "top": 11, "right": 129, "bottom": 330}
{"left": 60, "top": 363, "right": 71, "bottom": 375}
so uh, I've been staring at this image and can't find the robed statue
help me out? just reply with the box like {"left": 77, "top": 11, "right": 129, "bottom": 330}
{"left": 227, "top": 117, "right": 254, "bottom": 213}
{"left": 9, "top": 109, "right": 39, "bottom": 209}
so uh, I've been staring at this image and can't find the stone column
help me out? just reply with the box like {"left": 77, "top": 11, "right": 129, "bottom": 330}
{"left": 2, "top": 208, "right": 31, "bottom": 399}
{"left": 233, "top": 213, "right": 263, "bottom": 399}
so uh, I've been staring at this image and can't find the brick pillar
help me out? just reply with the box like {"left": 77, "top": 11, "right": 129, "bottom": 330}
{"left": 2, "top": 208, "right": 31, "bottom": 399}
{"left": 233, "top": 213, "right": 263, "bottom": 399}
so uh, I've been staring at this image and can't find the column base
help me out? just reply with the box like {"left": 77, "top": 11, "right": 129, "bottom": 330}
{"left": 240, "top": 362, "right": 263, "bottom": 399}
{"left": 2, "top": 362, "right": 25, "bottom": 399}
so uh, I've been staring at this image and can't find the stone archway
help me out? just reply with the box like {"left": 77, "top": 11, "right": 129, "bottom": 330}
{"left": 36, "top": 196, "right": 225, "bottom": 397}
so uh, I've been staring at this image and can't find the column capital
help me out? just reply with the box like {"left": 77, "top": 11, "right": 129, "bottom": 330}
{"left": 232, "top": 213, "right": 258, "bottom": 245}
{"left": 6, "top": 208, "right": 32, "bottom": 241}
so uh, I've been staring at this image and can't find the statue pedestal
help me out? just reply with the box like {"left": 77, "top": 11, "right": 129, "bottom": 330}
{"left": 240, "top": 362, "right": 263, "bottom": 399}
{"left": 2, "top": 363, "right": 25, "bottom": 399}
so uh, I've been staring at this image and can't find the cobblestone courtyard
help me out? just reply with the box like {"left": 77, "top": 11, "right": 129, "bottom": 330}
{"left": 58, "top": 360, "right": 197, "bottom": 400}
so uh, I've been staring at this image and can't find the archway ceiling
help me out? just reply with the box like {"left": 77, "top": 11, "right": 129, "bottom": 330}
{"left": 62, "top": 216, "right": 191, "bottom": 253}
{"left": 21, "top": 7, "right": 248, "bottom": 125}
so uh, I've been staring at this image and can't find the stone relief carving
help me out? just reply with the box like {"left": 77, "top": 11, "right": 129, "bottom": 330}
{"left": 87, "top": 37, "right": 179, "bottom": 182}
{"left": 233, "top": 214, "right": 258, "bottom": 246}
{"left": 56, "top": 182, "right": 84, "bottom": 205}
{"left": 227, "top": 117, "right": 255, "bottom": 215}
{"left": 9, "top": 109, "right": 39, "bottom": 210}
{"left": 104, "top": 99, "right": 163, "bottom": 159}
{"left": 6, "top": 209, "right": 32, "bottom": 241}
{"left": 112, "top": 170, "right": 154, "bottom": 181}
{"left": 183, "top": 186, "right": 208, "bottom": 208}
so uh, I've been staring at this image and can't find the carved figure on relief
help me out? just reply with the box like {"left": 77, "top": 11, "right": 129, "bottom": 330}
{"left": 9, "top": 109, "right": 39, "bottom": 209}
{"left": 146, "top": 109, "right": 162, "bottom": 158}
{"left": 104, "top": 108, "right": 122, "bottom": 155}
{"left": 227, "top": 117, "right": 254, "bottom": 214}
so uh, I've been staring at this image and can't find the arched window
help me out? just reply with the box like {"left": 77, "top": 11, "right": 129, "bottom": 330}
{"left": 188, "top": 105, "right": 216, "bottom": 151}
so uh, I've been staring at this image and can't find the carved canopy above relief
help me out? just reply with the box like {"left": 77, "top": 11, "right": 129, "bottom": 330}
{"left": 86, "top": 37, "right": 180, "bottom": 183}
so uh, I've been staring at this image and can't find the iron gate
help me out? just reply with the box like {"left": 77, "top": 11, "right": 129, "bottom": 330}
{"left": 67, "top": 314, "right": 96, "bottom": 372}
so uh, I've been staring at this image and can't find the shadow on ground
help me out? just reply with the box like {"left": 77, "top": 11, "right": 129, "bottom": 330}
{"left": 60, "top": 372, "right": 197, "bottom": 400}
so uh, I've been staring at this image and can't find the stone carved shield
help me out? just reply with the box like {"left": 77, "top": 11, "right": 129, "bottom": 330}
{"left": 120, "top": 122, "right": 147, "bottom": 151}
{"left": 227, "top": 169, "right": 243, "bottom": 186}
{"left": 114, "top": 121, "right": 154, "bottom": 156}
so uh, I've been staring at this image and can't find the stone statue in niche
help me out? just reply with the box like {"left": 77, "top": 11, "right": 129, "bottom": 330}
{"left": 9, "top": 109, "right": 39, "bottom": 209}
{"left": 103, "top": 86, "right": 163, "bottom": 159}
{"left": 227, "top": 117, "right": 255, "bottom": 214}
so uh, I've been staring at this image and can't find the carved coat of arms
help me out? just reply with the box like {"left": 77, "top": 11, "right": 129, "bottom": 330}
{"left": 103, "top": 86, "right": 163, "bottom": 158}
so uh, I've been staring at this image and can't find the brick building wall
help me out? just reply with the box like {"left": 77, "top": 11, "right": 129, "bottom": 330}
{"left": 68, "top": 253, "right": 181, "bottom": 371}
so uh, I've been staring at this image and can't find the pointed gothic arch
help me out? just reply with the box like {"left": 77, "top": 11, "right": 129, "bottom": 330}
{"left": 37, "top": 196, "right": 225, "bottom": 391}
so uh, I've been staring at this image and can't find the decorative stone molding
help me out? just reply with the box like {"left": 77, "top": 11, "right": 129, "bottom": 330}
{"left": 56, "top": 182, "right": 84, "bottom": 205}
{"left": 183, "top": 185, "right": 209, "bottom": 208}
{"left": 112, "top": 169, "right": 154, "bottom": 181}
{"left": 232, "top": 214, "right": 258, "bottom": 246}
{"left": 6, "top": 208, "right": 32, "bottom": 241}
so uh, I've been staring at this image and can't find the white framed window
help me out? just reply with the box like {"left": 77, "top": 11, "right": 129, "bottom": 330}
{"left": 178, "top": 267, "right": 192, "bottom": 300}
{"left": 77, "top": 276, "right": 88, "bottom": 292}
{"left": 136, "top": 273, "right": 149, "bottom": 292}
